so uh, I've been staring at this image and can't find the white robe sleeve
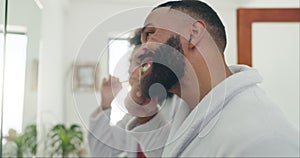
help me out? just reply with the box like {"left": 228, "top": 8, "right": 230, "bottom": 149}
{"left": 126, "top": 111, "right": 172, "bottom": 157}
{"left": 125, "top": 96, "right": 182, "bottom": 157}
{"left": 88, "top": 107, "right": 135, "bottom": 157}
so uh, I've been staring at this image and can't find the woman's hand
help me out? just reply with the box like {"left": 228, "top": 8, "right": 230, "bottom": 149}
{"left": 100, "top": 75, "right": 122, "bottom": 110}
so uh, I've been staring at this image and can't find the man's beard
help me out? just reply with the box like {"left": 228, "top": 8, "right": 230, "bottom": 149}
{"left": 139, "top": 35, "right": 185, "bottom": 101}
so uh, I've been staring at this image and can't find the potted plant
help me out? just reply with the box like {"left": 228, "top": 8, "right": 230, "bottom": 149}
{"left": 22, "top": 124, "right": 38, "bottom": 156}
{"left": 2, "top": 125, "right": 37, "bottom": 157}
{"left": 47, "top": 124, "right": 84, "bottom": 157}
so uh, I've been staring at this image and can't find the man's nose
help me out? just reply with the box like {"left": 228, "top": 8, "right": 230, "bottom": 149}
{"left": 139, "top": 42, "right": 163, "bottom": 54}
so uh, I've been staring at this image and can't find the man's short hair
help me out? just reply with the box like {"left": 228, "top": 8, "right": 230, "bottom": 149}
{"left": 154, "top": 0, "right": 227, "bottom": 52}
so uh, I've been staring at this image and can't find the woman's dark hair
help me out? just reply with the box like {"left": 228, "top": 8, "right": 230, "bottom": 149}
{"left": 128, "top": 28, "right": 142, "bottom": 46}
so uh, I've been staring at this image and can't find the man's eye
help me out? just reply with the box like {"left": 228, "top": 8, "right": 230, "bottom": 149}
{"left": 145, "top": 32, "right": 153, "bottom": 37}
{"left": 141, "top": 29, "right": 155, "bottom": 43}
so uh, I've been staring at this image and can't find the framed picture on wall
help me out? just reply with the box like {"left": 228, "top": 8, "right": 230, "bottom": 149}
{"left": 73, "top": 63, "right": 99, "bottom": 91}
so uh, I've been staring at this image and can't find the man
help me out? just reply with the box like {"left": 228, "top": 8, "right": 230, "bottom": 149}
{"left": 124, "top": 0, "right": 299, "bottom": 157}
{"left": 88, "top": 29, "right": 181, "bottom": 157}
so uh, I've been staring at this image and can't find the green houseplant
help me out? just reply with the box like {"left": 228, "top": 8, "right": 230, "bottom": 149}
{"left": 3, "top": 125, "right": 37, "bottom": 157}
{"left": 47, "top": 124, "right": 84, "bottom": 157}
{"left": 22, "top": 124, "right": 38, "bottom": 155}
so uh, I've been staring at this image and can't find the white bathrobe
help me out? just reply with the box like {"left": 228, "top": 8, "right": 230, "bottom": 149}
{"left": 88, "top": 108, "right": 137, "bottom": 157}
{"left": 88, "top": 94, "right": 181, "bottom": 157}
{"left": 126, "top": 65, "right": 299, "bottom": 157}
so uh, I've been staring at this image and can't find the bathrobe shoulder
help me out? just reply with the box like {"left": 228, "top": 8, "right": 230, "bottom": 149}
{"left": 126, "top": 65, "right": 299, "bottom": 157}
{"left": 163, "top": 65, "right": 299, "bottom": 157}
{"left": 125, "top": 95, "right": 182, "bottom": 157}
{"left": 88, "top": 108, "right": 137, "bottom": 157}
{"left": 88, "top": 95, "right": 180, "bottom": 157}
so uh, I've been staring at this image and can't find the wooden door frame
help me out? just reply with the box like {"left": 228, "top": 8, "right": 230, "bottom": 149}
{"left": 237, "top": 8, "right": 300, "bottom": 66}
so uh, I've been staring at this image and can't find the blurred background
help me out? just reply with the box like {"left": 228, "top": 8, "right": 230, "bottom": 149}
{"left": 0, "top": 0, "right": 299, "bottom": 157}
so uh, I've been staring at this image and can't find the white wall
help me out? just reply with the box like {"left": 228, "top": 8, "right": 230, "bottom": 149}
{"left": 37, "top": 0, "right": 65, "bottom": 124}
{"left": 36, "top": 0, "right": 65, "bottom": 156}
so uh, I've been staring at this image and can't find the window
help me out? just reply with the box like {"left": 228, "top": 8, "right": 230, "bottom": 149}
{"left": 108, "top": 38, "right": 131, "bottom": 79}
{"left": 0, "top": 33, "right": 28, "bottom": 136}
{"left": 108, "top": 38, "right": 132, "bottom": 125}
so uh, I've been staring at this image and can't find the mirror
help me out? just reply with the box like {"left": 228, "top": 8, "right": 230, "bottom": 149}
{"left": 252, "top": 22, "right": 299, "bottom": 130}
{"left": 1, "top": 1, "right": 298, "bottom": 157}
{"left": 237, "top": 8, "right": 300, "bottom": 130}
{"left": 237, "top": 8, "right": 300, "bottom": 66}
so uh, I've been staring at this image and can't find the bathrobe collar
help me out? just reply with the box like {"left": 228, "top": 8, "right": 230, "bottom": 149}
{"left": 163, "top": 65, "right": 263, "bottom": 157}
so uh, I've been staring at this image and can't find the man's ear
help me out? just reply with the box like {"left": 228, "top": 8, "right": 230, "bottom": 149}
{"left": 188, "top": 20, "right": 206, "bottom": 49}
